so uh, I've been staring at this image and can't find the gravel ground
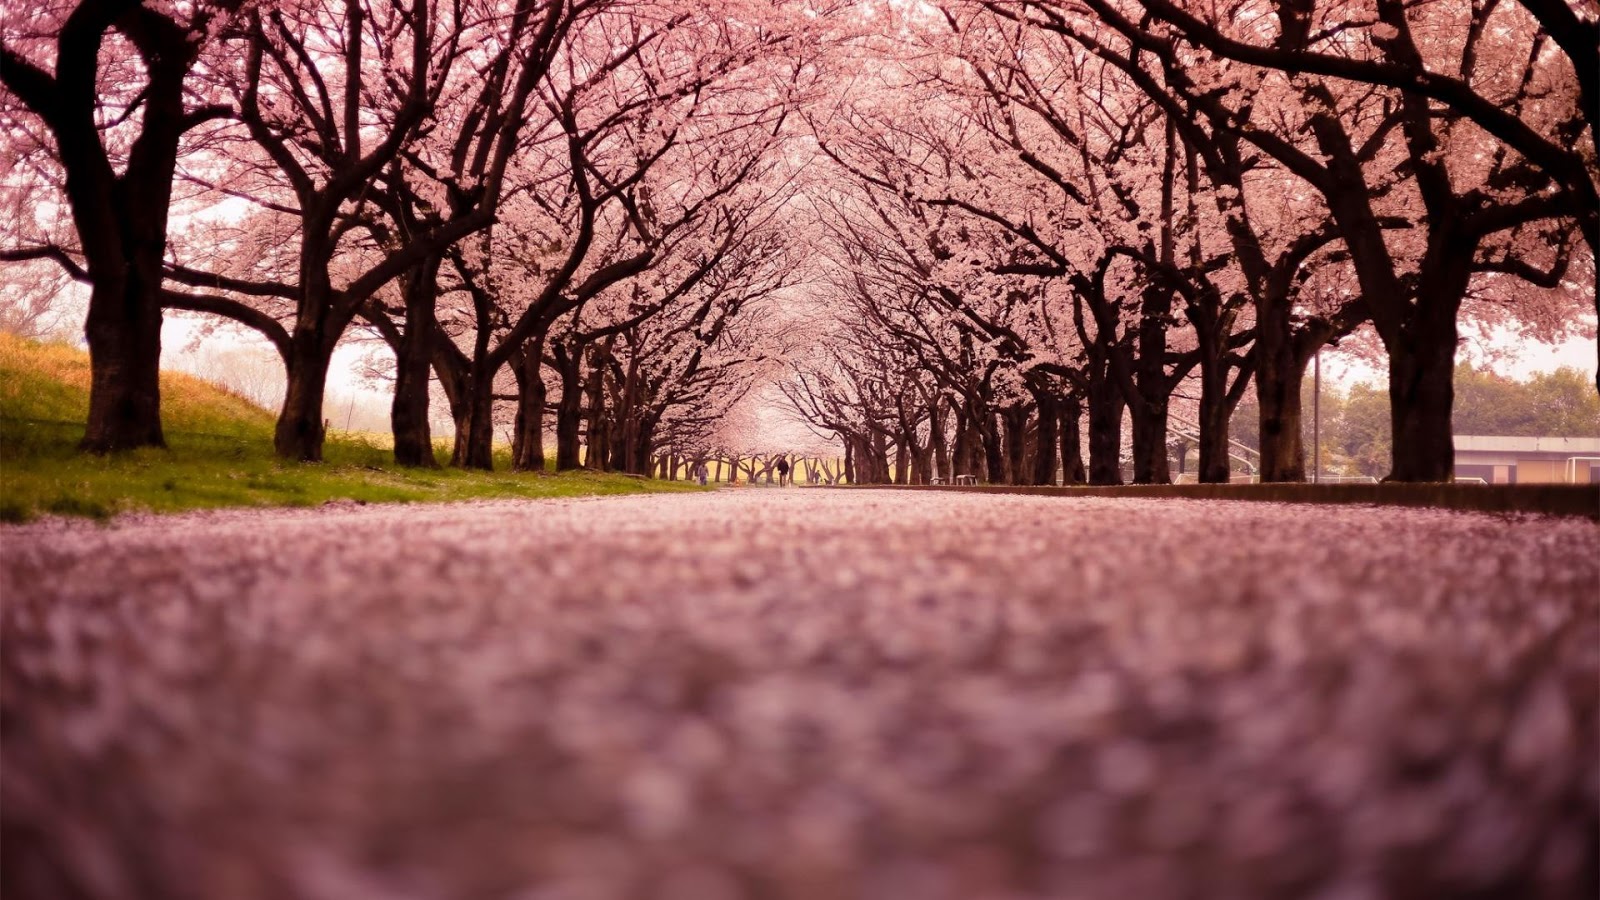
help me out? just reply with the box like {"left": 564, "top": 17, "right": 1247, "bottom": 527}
{"left": 2, "top": 490, "right": 1597, "bottom": 900}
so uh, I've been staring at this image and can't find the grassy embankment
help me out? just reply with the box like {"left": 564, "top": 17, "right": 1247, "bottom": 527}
{"left": 0, "top": 334, "right": 702, "bottom": 522}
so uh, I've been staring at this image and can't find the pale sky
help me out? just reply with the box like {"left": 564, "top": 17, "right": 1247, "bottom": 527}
{"left": 1322, "top": 328, "right": 1598, "bottom": 387}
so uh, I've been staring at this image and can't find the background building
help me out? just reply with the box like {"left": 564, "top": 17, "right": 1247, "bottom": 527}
{"left": 1453, "top": 436, "right": 1600, "bottom": 484}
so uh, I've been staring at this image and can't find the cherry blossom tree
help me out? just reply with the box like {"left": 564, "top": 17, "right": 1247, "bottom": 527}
{"left": 805, "top": 8, "right": 1260, "bottom": 484}
{"left": 978, "top": 2, "right": 1368, "bottom": 480}
{"left": 387, "top": 2, "right": 811, "bottom": 470}
{"left": 157, "top": 0, "right": 526, "bottom": 461}
{"left": 609, "top": 219, "right": 796, "bottom": 473}
{"left": 1010, "top": 0, "right": 1589, "bottom": 480}
{"left": 365, "top": 0, "right": 578, "bottom": 467}
{"left": 1119, "top": 0, "right": 1599, "bottom": 367}
{"left": 1, "top": 0, "right": 244, "bottom": 451}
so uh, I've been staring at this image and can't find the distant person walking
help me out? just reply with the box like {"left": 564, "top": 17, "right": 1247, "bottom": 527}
{"left": 692, "top": 461, "right": 708, "bottom": 486}
{"left": 775, "top": 456, "right": 790, "bottom": 487}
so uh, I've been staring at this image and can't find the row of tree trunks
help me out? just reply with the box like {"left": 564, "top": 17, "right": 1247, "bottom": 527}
{"left": 356, "top": 185, "right": 1459, "bottom": 489}
{"left": 383, "top": 316, "right": 1183, "bottom": 488}
{"left": 377, "top": 277, "right": 1262, "bottom": 487}
{"left": 824, "top": 384, "right": 1103, "bottom": 487}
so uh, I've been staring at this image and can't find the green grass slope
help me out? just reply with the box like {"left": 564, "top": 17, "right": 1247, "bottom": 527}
{"left": 0, "top": 333, "right": 701, "bottom": 522}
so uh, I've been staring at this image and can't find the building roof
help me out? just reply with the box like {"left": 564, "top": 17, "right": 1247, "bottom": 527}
{"left": 1455, "top": 435, "right": 1600, "bottom": 453}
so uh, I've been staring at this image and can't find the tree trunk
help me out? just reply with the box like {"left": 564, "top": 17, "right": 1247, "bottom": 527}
{"left": 583, "top": 346, "right": 609, "bottom": 471}
{"left": 511, "top": 338, "right": 547, "bottom": 472}
{"left": 1121, "top": 147, "right": 1178, "bottom": 485}
{"left": 630, "top": 432, "right": 652, "bottom": 475}
{"left": 1195, "top": 385, "right": 1232, "bottom": 484}
{"left": 609, "top": 358, "right": 639, "bottom": 473}
{"left": 275, "top": 330, "right": 332, "bottom": 462}
{"left": 81, "top": 271, "right": 166, "bottom": 453}
{"left": 609, "top": 420, "right": 631, "bottom": 472}
{"left": 929, "top": 398, "right": 950, "bottom": 482}
{"left": 1194, "top": 337, "right": 1235, "bottom": 484}
{"left": 448, "top": 374, "right": 496, "bottom": 471}
{"left": 391, "top": 257, "right": 442, "bottom": 467}
{"left": 980, "top": 412, "right": 1005, "bottom": 484}
{"left": 555, "top": 350, "right": 584, "bottom": 471}
{"left": 1003, "top": 407, "right": 1028, "bottom": 485}
{"left": 1061, "top": 397, "right": 1087, "bottom": 485}
{"left": 1085, "top": 364, "right": 1125, "bottom": 485}
{"left": 1126, "top": 396, "right": 1171, "bottom": 484}
{"left": 1031, "top": 393, "right": 1059, "bottom": 486}
{"left": 629, "top": 412, "right": 659, "bottom": 475}
{"left": 275, "top": 212, "right": 348, "bottom": 463}
{"left": 950, "top": 407, "right": 971, "bottom": 478}
{"left": 450, "top": 374, "right": 495, "bottom": 470}
{"left": 1384, "top": 251, "right": 1469, "bottom": 482}
{"left": 1254, "top": 298, "right": 1307, "bottom": 483}
{"left": 1386, "top": 317, "right": 1459, "bottom": 482}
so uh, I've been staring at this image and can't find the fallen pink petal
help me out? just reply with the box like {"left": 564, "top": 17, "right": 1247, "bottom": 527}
{"left": 4, "top": 492, "right": 1597, "bottom": 898}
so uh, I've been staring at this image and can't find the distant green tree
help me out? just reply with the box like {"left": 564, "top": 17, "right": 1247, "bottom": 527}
{"left": 1452, "top": 366, "right": 1536, "bottom": 435}
{"left": 1453, "top": 365, "right": 1600, "bottom": 437}
{"left": 1521, "top": 368, "right": 1600, "bottom": 436}
{"left": 1336, "top": 382, "right": 1391, "bottom": 479}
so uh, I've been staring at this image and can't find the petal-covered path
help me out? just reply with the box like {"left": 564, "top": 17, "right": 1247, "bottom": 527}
{"left": 3, "top": 491, "right": 1597, "bottom": 899}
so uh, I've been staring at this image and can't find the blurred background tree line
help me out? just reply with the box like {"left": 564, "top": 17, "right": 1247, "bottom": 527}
{"left": 1231, "top": 366, "right": 1600, "bottom": 480}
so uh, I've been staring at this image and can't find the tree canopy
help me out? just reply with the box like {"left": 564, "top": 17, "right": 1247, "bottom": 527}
{"left": 2, "top": 0, "right": 1594, "bottom": 482}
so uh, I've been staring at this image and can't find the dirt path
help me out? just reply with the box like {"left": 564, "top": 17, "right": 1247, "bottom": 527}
{"left": 3, "top": 491, "right": 1596, "bottom": 899}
